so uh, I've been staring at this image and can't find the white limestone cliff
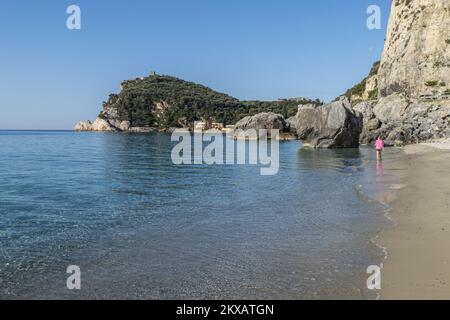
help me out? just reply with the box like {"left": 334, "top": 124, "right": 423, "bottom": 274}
{"left": 378, "top": 0, "right": 450, "bottom": 98}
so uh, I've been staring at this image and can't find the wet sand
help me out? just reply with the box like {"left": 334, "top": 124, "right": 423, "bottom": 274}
{"left": 380, "top": 140, "right": 450, "bottom": 299}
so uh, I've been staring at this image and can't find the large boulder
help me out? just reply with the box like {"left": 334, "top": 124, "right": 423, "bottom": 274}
{"left": 74, "top": 117, "right": 117, "bottom": 132}
{"left": 74, "top": 120, "right": 93, "bottom": 131}
{"left": 91, "top": 118, "right": 115, "bottom": 131}
{"left": 233, "top": 112, "right": 290, "bottom": 139}
{"left": 373, "top": 93, "right": 409, "bottom": 123}
{"left": 353, "top": 100, "right": 381, "bottom": 143}
{"left": 101, "top": 107, "right": 123, "bottom": 128}
{"left": 288, "top": 97, "right": 362, "bottom": 148}
{"left": 234, "top": 112, "right": 289, "bottom": 131}
{"left": 119, "top": 120, "right": 131, "bottom": 131}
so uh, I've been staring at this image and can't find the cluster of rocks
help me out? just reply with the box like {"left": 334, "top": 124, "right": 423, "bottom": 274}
{"left": 232, "top": 98, "right": 362, "bottom": 148}
{"left": 74, "top": 118, "right": 174, "bottom": 134}
{"left": 74, "top": 118, "right": 116, "bottom": 132}
{"left": 76, "top": 92, "right": 449, "bottom": 149}
{"left": 354, "top": 94, "right": 450, "bottom": 146}
{"left": 75, "top": 105, "right": 178, "bottom": 133}
{"left": 231, "top": 94, "right": 450, "bottom": 148}
{"left": 75, "top": 106, "right": 128, "bottom": 132}
{"left": 74, "top": 118, "right": 131, "bottom": 132}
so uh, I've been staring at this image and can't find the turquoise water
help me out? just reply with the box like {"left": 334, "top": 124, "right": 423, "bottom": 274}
{"left": 0, "top": 131, "right": 400, "bottom": 299}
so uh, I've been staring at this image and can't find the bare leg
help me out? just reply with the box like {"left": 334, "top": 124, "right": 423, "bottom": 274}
{"left": 377, "top": 150, "right": 382, "bottom": 161}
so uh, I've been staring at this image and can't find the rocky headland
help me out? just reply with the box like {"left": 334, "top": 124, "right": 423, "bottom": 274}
{"left": 75, "top": 74, "right": 320, "bottom": 134}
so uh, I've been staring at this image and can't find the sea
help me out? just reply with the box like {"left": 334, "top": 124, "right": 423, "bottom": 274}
{"left": 0, "top": 130, "right": 407, "bottom": 299}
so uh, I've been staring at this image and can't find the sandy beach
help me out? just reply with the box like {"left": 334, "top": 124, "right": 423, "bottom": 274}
{"left": 380, "top": 139, "right": 450, "bottom": 299}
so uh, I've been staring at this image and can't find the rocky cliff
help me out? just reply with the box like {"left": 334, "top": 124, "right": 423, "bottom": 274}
{"left": 378, "top": 0, "right": 450, "bottom": 98}
{"left": 342, "top": 0, "right": 450, "bottom": 146}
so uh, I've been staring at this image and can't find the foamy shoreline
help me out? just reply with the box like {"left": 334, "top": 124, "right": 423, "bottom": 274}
{"left": 378, "top": 139, "right": 450, "bottom": 299}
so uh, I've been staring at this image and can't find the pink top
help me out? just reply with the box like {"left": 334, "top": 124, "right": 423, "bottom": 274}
{"left": 375, "top": 139, "right": 384, "bottom": 150}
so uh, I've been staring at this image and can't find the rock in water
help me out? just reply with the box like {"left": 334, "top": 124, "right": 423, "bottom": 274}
{"left": 74, "top": 120, "right": 93, "bottom": 131}
{"left": 288, "top": 97, "right": 362, "bottom": 148}
{"left": 233, "top": 112, "right": 290, "bottom": 139}
{"left": 92, "top": 118, "right": 116, "bottom": 131}
{"left": 74, "top": 117, "right": 116, "bottom": 132}
{"left": 234, "top": 112, "right": 289, "bottom": 131}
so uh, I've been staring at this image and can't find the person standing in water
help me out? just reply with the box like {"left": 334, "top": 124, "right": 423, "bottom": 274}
{"left": 375, "top": 137, "right": 385, "bottom": 161}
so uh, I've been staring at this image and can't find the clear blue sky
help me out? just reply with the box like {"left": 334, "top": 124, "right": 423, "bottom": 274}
{"left": 0, "top": 0, "right": 391, "bottom": 129}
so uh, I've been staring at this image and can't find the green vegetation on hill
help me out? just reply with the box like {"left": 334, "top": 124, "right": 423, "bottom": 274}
{"left": 101, "top": 74, "right": 322, "bottom": 128}
{"left": 343, "top": 61, "right": 380, "bottom": 103}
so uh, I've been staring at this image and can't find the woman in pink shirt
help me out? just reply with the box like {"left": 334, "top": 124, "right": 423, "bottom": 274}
{"left": 375, "top": 137, "right": 384, "bottom": 161}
